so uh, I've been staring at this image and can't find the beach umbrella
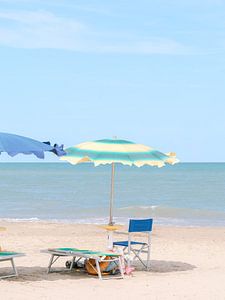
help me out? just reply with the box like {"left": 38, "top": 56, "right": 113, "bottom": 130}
{"left": 0, "top": 132, "right": 65, "bottom": 158}
{"left": 61, "top": 139, "right": 179, "bottom": 225}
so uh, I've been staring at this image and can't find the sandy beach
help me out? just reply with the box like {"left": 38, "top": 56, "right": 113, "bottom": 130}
{"left": 0, "top": 222, "right": 224, "bottom": 300}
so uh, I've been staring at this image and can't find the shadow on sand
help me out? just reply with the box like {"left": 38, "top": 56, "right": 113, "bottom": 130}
{"left": 0, "top": 259, "right": 196, "bottom": 282}
{"left": 133, "top": 260, "right": 196, "bottom": 273}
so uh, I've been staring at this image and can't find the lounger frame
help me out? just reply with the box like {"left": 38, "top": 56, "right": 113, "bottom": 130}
{"left": 0, "top": 253, "right": 25, "bottom": 279}
{"left": 41, "top": 249, "right": 124, "bottom": 280}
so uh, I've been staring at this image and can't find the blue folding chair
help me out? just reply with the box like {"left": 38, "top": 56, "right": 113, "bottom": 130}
{"left": 113, "top": 219, "right": 153, "bottom": 270}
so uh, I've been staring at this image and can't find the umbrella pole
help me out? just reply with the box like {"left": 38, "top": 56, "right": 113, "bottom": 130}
{"left": 109, "top": 162, "right": 115, "bottom": 225}
{"left": 107, "top": 162, "right": 115, "bottom": 249}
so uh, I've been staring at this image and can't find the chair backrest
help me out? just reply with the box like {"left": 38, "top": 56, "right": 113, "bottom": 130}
{"left": 128, "top": 219, "right": 153, "bottom": 233}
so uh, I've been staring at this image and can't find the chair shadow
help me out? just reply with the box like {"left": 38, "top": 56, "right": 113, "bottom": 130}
{"left": 133, "top": 260, "right": 196, "bottom": 273}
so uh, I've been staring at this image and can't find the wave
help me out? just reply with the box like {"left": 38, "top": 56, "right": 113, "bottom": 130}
{"left": 1, "top": 205, "right": 225, "bottom": 227}
{"left": 1, "top": 204, "right": 225, "bottom": 227}
{"left": 116, "top": 205, "right": 225, "bottom": 220}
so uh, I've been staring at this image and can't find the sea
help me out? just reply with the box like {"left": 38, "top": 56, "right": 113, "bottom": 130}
{"left": 0, "top": 162, "right": 225, "bottom": 227}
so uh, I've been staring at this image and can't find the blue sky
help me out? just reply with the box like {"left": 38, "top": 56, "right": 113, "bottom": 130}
{"left": 0, "top": 0, "right": 225, "bottom": 162}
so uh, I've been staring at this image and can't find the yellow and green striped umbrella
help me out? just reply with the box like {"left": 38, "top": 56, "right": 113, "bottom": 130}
{"left": 61, "top": 139, "right": 179, "bottom": 225}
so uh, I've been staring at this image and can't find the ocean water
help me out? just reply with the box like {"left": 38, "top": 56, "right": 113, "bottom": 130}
{"left": 0, "top": 162, "right": 225, "bottom": 226}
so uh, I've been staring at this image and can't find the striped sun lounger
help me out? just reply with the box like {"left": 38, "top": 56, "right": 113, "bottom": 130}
{"left": 41, "top": 248, "right": 124, "bottom": 280}
{"left": 0, "top": 251, "right": 25, "bottom": 279}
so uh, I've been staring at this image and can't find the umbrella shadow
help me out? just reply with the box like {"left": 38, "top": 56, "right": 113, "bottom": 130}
{"left": 1, "top": 259, "right": 196, "bottom": 282}
{"left": 0, "top": 266, "right": 95, "bottom": 282}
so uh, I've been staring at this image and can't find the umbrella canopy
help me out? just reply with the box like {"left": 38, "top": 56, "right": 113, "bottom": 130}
{"left": 0, "top": 132, "right": 65, "bottom": 158}
{"left": 60, "top": 139, "right": 178, "bottom": 167}
{"left": 61, "top": 139, "right": 179, "bottom": 224}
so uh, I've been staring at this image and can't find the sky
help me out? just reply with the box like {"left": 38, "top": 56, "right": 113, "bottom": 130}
{"left": 0, "top": 0, "right": 225, "bottom": 162}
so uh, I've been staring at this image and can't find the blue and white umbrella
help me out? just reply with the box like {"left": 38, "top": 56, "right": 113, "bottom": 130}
{"left": 61, "top": 139, "right": 179, "bottom": 225}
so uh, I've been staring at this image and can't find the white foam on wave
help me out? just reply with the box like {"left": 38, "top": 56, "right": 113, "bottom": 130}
{"left": 119, "top": 205, "right": 159, "bottom": 210}
{"left": 1, "top": 214, "right": 225, "bottom": 227}
{"left": 0, "top": 217, "right": 40, "bottom": 223}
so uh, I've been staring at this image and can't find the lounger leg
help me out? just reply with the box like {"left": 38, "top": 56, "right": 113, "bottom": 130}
{"left": 0, "top": 258, "right": 19, "bottom": 279}
{"left": 47, "top": 254, "right": 54, "bottom": 274}
{"left": 118, "top": 257, "right": 124, "bottom": 279}
{"left": 10, "top": 258, "right": 18, "bottom": 276}
{"left": 95, "top": 260, "right": 102, "bottom": 280}
{"left": 70, "top": 256, "right": 76, "bottom": 271}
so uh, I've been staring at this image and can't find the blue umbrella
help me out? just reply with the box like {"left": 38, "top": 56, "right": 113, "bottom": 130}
{"left": 0, "top": 132, "right": 65, "bottom": 158}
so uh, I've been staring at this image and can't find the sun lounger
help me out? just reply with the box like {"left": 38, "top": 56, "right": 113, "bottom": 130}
{"left": 0, "top": 251, "right": 25, "bottom": 279}
{"left": 41, "top": 248, "right": 124, "bottom": 280}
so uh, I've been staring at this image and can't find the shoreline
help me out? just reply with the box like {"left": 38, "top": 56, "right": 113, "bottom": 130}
{"left": 1, "top": 217, "right": 225, "bottom": 228}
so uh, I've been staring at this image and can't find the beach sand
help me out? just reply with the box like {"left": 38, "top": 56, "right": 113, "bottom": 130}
{"left": 0, "top": 221, "right": 225, "bottom": 300}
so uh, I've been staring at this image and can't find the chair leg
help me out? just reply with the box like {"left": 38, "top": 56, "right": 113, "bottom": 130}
{"left": 132, "top": 245, "right": 151, "bottom": 269}
{"left": 132, "top": 245, "right": 145, "bottom": 261}
{"left": 128, "top": 244, "right": 131, "bottom": 268}
{"left": 133, "top": 251, "right": 147, "bottom": 268}
{"left": 146, "top": 245, "right": 151, "bottom": 270}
